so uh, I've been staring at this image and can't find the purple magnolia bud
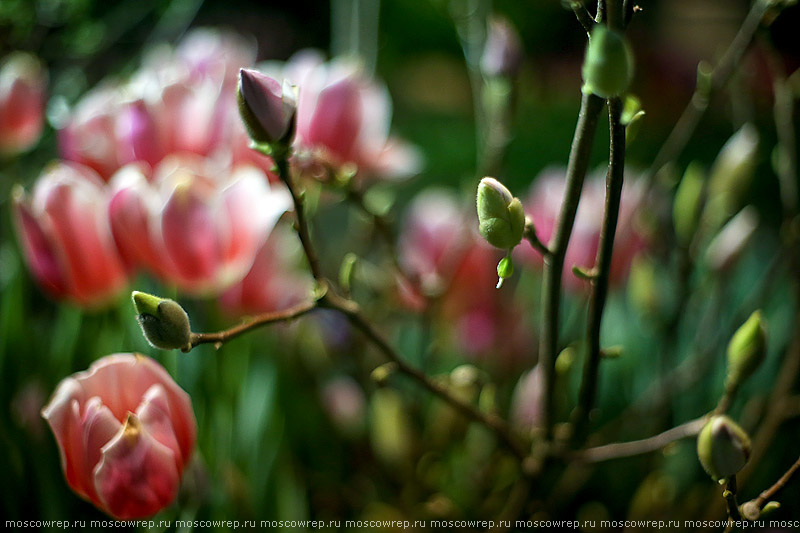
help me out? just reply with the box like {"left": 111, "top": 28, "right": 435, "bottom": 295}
{"left": 237, "top": 68, "right": 297, "bottom": 147}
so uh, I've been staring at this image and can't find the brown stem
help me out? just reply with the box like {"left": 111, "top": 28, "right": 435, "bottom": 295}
{"left": 523, "top": 219, "right": 551, "bottom": 257}
{"left": 747, "top": 454, "right": 800, "bottom": 514}
{"left": 570, "top": 417, "right": 705, "bottom": 463}
{"left": 187, "top": 300, "right": 318, "bottom": 350}
{"left": 321, "top": 291, "right": 527, "bottom": 461}
{"left": 268, "top": 145, "right": 527, "bottom": 462}
{"left": 648, "top": 0, "right": 771, "bottom": 179}
{"left": 275, "top": 155, "right": 324, "bottom": 281}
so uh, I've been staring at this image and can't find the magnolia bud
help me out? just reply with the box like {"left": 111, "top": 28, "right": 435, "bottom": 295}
{"left": 237, "top": 69, "right": 297, "bottom": 149}
{"left": 581, "top": 25, "right": 634, "bottom": 98}
{"left": 726, "top": 310, "right": 767, "bottom": 391}
{"left": 707, "top": 124, "right": 759, "bottom": 214}
{"left": 673, "top": 162, "right": 705, "bottom": 247}
{"left": 132, "top": 291, "right": 192, "bottom": 351}
{"left": 697, "top": 415, "right": 751, "bottom": 481}
{"left": 477, "top": 177, "right": 525, "bottom": 250}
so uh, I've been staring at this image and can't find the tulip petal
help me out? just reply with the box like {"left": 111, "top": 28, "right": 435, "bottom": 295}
{"left": 161, "top": 173, "right": 221, "bottom": 285}
{"left": 94, "top": 414, "right": 180, "bottom": 520}
{"left": 306, "top": 78, "right": 363, "bottom": 164}
{"left": 12, "top": 190, "right": 68, "bottom": 298}
{"left": 136, "top": 384, "right": 181, "bottom": 462}
{"left": 80, "top": 397, "right": 123, "bottom": 503}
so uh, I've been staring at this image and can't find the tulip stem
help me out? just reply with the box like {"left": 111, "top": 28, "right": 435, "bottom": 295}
{"left": 187, "top": 300, "right": 318, "bottom": 349}
{"left": 539, "top": 91, "right": 605, "bottom": 439}
{"left": 569, "top": 416, "right": 706, "bottom": 463}
{"left": 572, "top": 96, "right": 626, "bottom": 445}
{"left": 647, "top": 0, "right": 772, "bottom": 181}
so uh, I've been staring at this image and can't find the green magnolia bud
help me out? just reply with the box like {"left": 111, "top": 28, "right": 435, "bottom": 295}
{"left": 477, "top": 177, "right": 525, "bottom": 250}
{"left": 132, "top": 291, "right": 192, "bottom": 351}
{"left": 726, "top": 310, "right": 767, "bottom": 390}
{"left": 697, "top": 415, "right": 751, "bottom": 481}
{"left": 707, "top": 124, "right": 759, "bottom": 215}
{"left": 582, "top": 25, "right": 634, "bottom": 98}
{"left": 673, "top": 162, "right": 705, "bottom": 246}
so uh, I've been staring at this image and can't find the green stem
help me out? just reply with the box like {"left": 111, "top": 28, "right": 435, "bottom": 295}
{"left": 572, "top": 96, "right": 626, "bottom": 444}
{"left": 539, "top": 92, "right": 605, "bottom": 438}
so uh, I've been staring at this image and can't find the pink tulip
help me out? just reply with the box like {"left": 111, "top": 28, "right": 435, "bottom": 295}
{"left": 60, "top": 29, "right": 255, "bottom": 180}
{"left": 397, "top": 189, "right": 472, "bottom": 302}
{"left": 41, "top": 354, "right": 196, "bottom": 519}
{"left": 517, "top": 167, "right": 646, "bottom": 291}
{"left": 0, "top": 52, "right": 46, "bottom": 156}
{"left": 58, "top": 86, "right": 122, "bottom": 180}
{"left": 108, "top": 157, "right": 291, "bottom": 294}
{"left": 12, "top": 162, "right": 128, "bottom": 307}
{"left": 220, "top": 225, "right": 312, "bottom": 315}
{"left": 274, "top": 50, "right": 421, "bottom": 180}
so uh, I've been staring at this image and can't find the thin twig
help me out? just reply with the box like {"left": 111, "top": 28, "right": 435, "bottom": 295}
{"left": 322, "top": 291, "right": 527, "bottom": 461}
{"left": 569, "top": 1, "right": 595, "bottom": 35}
{"left": 523, "top": 219, "right": 551, "bottom": 257}
{"left": 276, "top": 155, "right": 324, "bottom": 281}
{"left": 648, "top": 0, "right": 772, "bottom": 179}
{"left": 539, "top": 92, "right": 605, "bottom": 438}
{"left": 188, "top": 300, "right": 318, "bottom": 349}
{"left": 723, "top": 476, "right": 742, "bottom": 530}
{"left": 745, "top": 454, "right": 800, "bottom": 515}
{"left": 570, "top": 417, "right": 705, "bottom": 463}
{"left": 572, "top": 96, "right": 626, "bottom": 444}
{"left": 271, "top": 148, "right": 528, "bottom": 462}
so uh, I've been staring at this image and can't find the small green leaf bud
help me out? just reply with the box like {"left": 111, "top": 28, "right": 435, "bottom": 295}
{"left": 496, "top": 255, "right": 514, "bottom": 289}
{"left": 726, "top": 310, "right": 767, "bottom": 391}
{"left": 697, "top": 415, "right": 751, "bottom": 481}
{"left": 477, "top": 177, "right": 526, "bottom": 250}
{"left": 582, "top": 25, "right": 634, "bottom": 98}
{"left": 131, "top": 291, "right": 192, "bottom": 351}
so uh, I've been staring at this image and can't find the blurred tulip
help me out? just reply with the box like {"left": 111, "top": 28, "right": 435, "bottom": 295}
{"left": 220, "top": 225, "right": 311, "bottom": 315}
{"left": 271, "top": 50, "right": 421, "bottom": 180}
{"left": 517, "top": 167, "right": 646, "bottom": 291}
{"left": 12, "top": 162, "right": 128, "bottom": 307}
{"left": 0, "top": 52, "right": 46, "bottom": 156}
{"left": 398, "top": 189, "right": 472, "bottom": 300}
{"left": 108, "top": 157, "right": 291, "bottom": 294}
{"left": 398, "top": 189, "right": 533, "bottom": 366}
{"left": 41, "top": 354, "right": 196, "bottom": 519}
{"left": 59, "top": 85, "right": 125, "bottom": 180}
{"left": 60, "top": 29, "right": 256, "bottom": 180}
